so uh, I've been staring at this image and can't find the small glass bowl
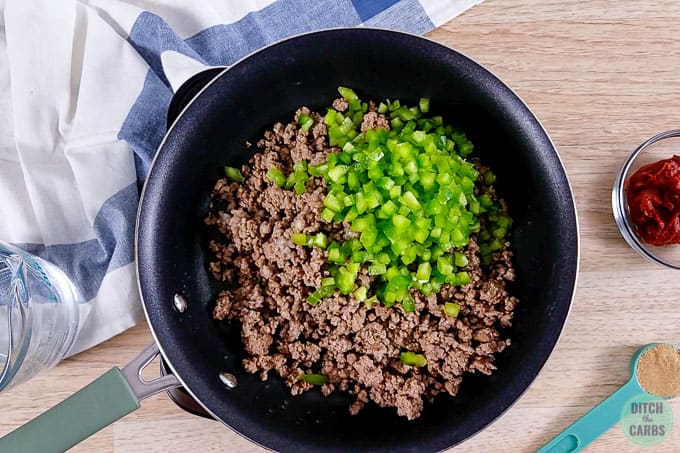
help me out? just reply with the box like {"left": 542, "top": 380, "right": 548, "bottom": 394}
{"left": 612, "top": 129, "right": 680, "bottom": 269}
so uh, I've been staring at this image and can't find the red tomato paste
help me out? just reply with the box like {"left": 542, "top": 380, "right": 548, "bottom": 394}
{"left": 627, "top": 155, "right": 680, "bottom": 246}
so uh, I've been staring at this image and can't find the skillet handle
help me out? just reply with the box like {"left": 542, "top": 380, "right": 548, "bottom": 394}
{"left": 0, "top": 343, "right": 179, "bottom": 453}
{"left": 0, "top": 368, "right": 139, "bottom": 453}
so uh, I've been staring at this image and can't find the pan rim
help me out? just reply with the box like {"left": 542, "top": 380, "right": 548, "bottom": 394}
{"left": 134, "top": 26, "right": 580, "bottom": 452}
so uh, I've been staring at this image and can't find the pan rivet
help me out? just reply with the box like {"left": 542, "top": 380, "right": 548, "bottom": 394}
{"left": 219, "top": 372, "right": 238, "bottom": 389}
{"left": 173, "top": 293, "right": 188, "bottom": 313}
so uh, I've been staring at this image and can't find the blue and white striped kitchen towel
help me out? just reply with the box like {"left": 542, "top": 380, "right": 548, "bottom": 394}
{"left": 0, "top": 0, "right": 482, "bottom": 355}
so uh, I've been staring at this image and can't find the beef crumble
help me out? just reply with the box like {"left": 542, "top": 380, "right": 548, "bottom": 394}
{"left": 205, "top": 103, "right": 518, "bottom": 420}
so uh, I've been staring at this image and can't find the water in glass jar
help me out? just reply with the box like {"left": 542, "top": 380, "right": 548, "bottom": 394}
{"left": 0, "top": 241, "right": 81, "bottom": 392}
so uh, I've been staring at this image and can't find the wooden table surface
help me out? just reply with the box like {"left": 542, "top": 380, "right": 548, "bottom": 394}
{"left": 3, "top": 0, "right": 680, "bottom": 451}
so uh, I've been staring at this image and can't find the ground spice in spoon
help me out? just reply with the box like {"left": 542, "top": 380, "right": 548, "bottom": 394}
{"left": 636, "top": 344, "right": 680, "bottom": 398}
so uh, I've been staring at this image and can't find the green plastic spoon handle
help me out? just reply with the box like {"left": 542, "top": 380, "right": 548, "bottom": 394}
{"left": 537, "top": 379, "right": 643, "bottom": 453}
{"left": 0, "top": 367, "right": 140, "bottom": 453}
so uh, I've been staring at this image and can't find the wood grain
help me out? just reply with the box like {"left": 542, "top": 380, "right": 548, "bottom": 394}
{"left": 3, "top": 0, "right": 680, "bottom": 451}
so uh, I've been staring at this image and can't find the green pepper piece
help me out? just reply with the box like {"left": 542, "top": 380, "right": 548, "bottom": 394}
{"left": 416, "top": 262, "right": 431, "bottom": 282}
{"left": 294, "top": 180, "right": 307, "bottom": 194}
{"left": 444, "top": 302, "right": 460, "bottom": 317}
{"left": 327, "top": 165, "right": 348, "bottom": 182}
{"left": 323, "top": 193, "right": 344, "bottom": 212}
{"left": 311, "top": 232, "right": 328, "bottom": 249}
{"left": 360, "top": 230, "right": 378, "bottom": 249}
{"left": 300, "top": 374, "right": 328, "bottom": 385}
{"left": 291, "top": 233, "right": 307, "bottom": 246}
{"left": 377, "top": 200, "right": 399, "bottom": 219}
{"left": 352, "top": 214, "right": 376, "bottom": 233}
{"left": 454, "top": 253, "right": 468, "bottom": 267}
{"left": 307, "top": 292, "right": 321, "bottom": 306}
{"left": 418, "top": 98, "right": 430, "bottom": 113}
{"left": 347, "top": 171, "right": 361, "bottom": 191}
{"left": 344, "top": 207, "right": 359, "bottom": 222}
{"left": 338, "top": 86, "right": 359, "bottom": 101}
{"left": 400, "top": 191, "right": 421, "bottom": 212}
{"left": 224, "top": 166, "right": 244, "bottom": 183}
{"left": 336, "top": 267, "right": 357, "bottom": 295}
{"left": 436, "top": 255, "right": 454, "bottom": 276}
{"left": 456, "top": 271, "right": 471, "bottom": 285}
{"left": 298, "top": 113, "right": 314, "bottom": 131}
{"left": 327, "top": 243, "right": 345, "bottom": 263}
{"left": 364, "top": 295, "right": 378, "bottom": 308}
{"left": 402, "top": 294, "right": 416, "bottom": 313}
{"left": 392, "top": 214, "right": 411, "bottom": 230}
{"left": 353, "top": 286, "right": 368, "bottom": 302}
{"left": 320, "top": 208, "right": 335, "bottom": 223}
{"left": 368, "top": 262, "right": 387, "bottom": 275}
{"left": 266, "top": 167, "right": 287, "bottom": 187}
{"left": 400, "top": 352, "right": 427, "bottom": 367}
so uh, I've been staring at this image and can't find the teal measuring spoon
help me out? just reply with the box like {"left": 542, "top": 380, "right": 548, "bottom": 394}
{"left": 537, "top": 343, "right": 677, "bottom": 453}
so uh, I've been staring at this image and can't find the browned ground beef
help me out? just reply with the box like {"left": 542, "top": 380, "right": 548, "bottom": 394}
{"left": 204, "top": 103, "right": 518, "bottom": 420}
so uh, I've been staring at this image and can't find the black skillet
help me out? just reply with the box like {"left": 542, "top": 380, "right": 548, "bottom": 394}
{"left": 0, "top": 28, "right": 578, "bottom": 453}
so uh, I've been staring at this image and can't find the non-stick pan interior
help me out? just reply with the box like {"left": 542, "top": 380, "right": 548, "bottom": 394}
{"left": 137, "top": 29, "right": 578, "bottom": 453}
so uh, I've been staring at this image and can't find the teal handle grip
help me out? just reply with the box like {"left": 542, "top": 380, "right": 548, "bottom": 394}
{"left": 537, "top": 379, "right": 642, "bottom": 453}
{"left": 0, "top": 368, "right": 140, "bottom": 453}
